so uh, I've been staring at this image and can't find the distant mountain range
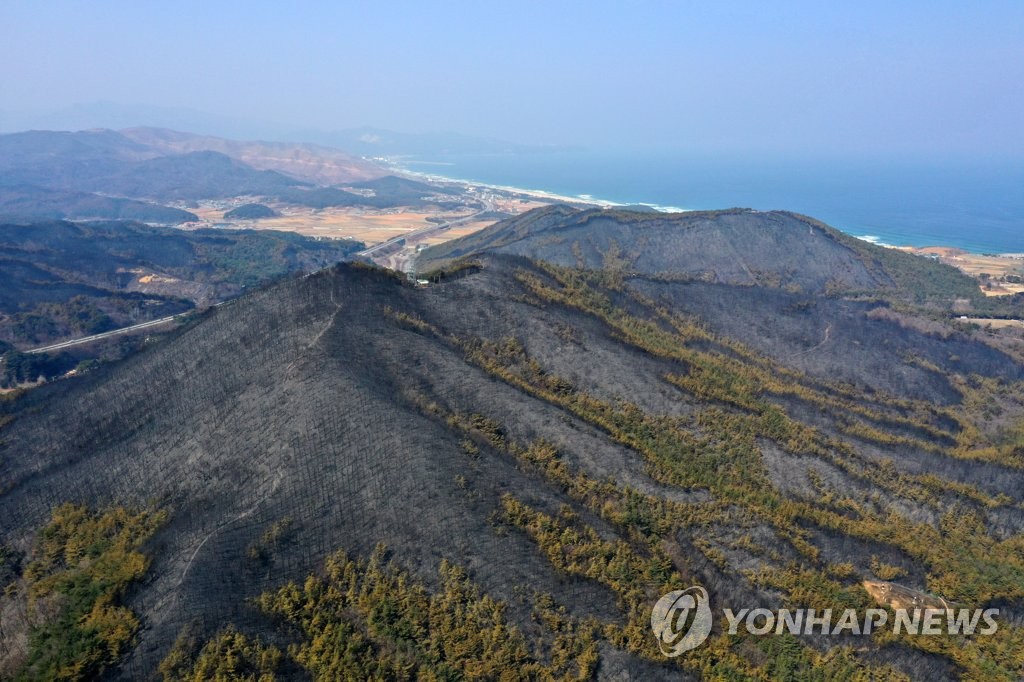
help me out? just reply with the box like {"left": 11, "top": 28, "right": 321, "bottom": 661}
{"left": 0, "top": 126, "right": 487, "bottom": 355}
{"left": 0, "top": 102, "right": 269, "bottom": 140}
{"left": 119, "top": 127, "right": 383, "bottom": 185}
{"left": 1, "top": 102, "right": 569, "bottom": 157}
{"left": 0, "top": 127, "right": 478, "bottom": 223}
{"left": 0, "top": 185, "right": 198, "bottom": 224}
{"left": 0, "top": 130, "right": 301, "bottom": 220}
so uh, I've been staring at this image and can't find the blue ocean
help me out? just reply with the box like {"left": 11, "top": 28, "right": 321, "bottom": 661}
{"left": 400, "top": 151, "right": 1024, "bottom": 254}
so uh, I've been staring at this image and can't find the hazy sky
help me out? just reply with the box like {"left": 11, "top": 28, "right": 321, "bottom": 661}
{"left": 2, "top": 1, "right": 1022, "bottom": 158}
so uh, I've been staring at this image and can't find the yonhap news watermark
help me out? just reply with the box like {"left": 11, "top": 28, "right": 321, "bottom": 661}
{"left": 651, "top": 585, "right": 999, "bottom": 657}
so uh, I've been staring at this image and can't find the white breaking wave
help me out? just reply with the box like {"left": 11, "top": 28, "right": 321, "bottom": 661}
{"left": 391, "top": 161, "right": 692, "bottom": 214}
{"left": 856, "top": 234, "right": 890, "bottom": 246}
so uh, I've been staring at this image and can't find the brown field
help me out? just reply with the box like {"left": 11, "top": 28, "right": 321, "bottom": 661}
{"left": 254, "top": 208, "right": 467, "bottom": 243}
{"left": 899, "top": 246, "right": 1024, "bottom": 296}
{"left": 189, "top": 204, "right": 483, "bottom": 246}
{"left": 962, "top": 317, "right": 1024, "bottom": 330}
{"left": 189, "top": 205, "right": 230, "bottom": 222}
{"left": 491, "top": 197, "right": 549, "bottom": 214}
{"left": 981, "top": 283, "right": 1024, "bottom": 297}
{"left": 417, "top": 219, "right": 497, "bottom": 246}
{"left": 176, "top": 179, "right": 567, "bottom": 251}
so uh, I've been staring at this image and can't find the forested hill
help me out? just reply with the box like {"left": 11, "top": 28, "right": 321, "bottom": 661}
{"left": 2, "top": 247, "right": 1024, "bottom": 678}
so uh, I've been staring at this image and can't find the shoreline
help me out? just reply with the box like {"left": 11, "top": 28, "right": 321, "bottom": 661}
{"left": 853, "top": 234, "right": 1023, "bottom": 259}
{"left": 383, "top": 158, "right": 690, "bottom": 213}
{"left": 383, "top": 157, "right": 1022, "bottom": 261}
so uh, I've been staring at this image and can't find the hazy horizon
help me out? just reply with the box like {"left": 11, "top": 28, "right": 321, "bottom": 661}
{"left": 2, "top": 1, "right": 1023, "bottom": 161}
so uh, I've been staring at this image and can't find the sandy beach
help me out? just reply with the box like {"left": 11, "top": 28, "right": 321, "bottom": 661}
{"left": 385, "top": 162, "right": 617, "bottom": 209}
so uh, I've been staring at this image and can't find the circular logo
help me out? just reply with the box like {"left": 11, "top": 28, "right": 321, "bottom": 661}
{"left": 650, "top": 586, "right": 713, "bottom": 656}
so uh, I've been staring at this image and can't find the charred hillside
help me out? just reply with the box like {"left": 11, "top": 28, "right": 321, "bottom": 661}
{"left": 419, "top": 206, "right": 1000, "bottom": 310}
{"left": 0, "top": 219, "right": 365, "bottom": 351}
{"left": 2, "top": 243, "right": 1024, "bottom": 678}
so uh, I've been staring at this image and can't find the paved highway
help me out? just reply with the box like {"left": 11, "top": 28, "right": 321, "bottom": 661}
{"left": 357, "top": 197, "right": 495, "bottom": 259}
{"left": 23, "top": 201, "right": 497, "bottom": 356}
{"left": 24, "top": 313, "right": 190, "bottom": 354}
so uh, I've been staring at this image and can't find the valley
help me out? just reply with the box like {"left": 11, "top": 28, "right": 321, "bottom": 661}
{"left": 183, "top": 186, "right": 546, "bottom": 252}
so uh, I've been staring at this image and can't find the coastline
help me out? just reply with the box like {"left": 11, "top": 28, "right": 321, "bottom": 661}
{"left": 854, "top": 234, "right": 1022, "bottom": 259}
{"left": 384, "top": 158, "right": 689, "bottom": 213}
{"left": 383, "top": 158, "right": 1024, "bottom": 268}
{"left": 382, "top": 152, "right": 1022, "bottom": 257}
{"left": 393, "top": 164, "right": 621, "bottom": 208}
